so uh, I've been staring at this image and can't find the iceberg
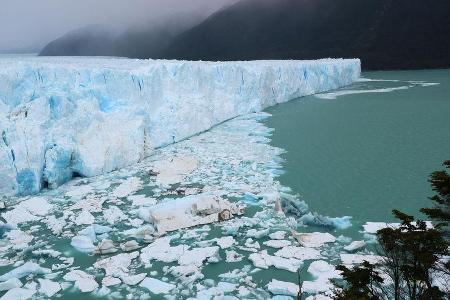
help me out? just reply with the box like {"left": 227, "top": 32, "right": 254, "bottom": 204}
{"left": 0, "top": 57, "right": 360, "bottom": 196}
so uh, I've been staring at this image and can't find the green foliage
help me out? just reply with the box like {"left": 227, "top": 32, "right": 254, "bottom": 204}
{"left": 332, "top": 261, "right": 383, "bottom": 300}
{"left": 377, "top": 217, "right": 448, "bottom": 299}
{"left": 420, "top": 160, "right": 450, "bottom": 230}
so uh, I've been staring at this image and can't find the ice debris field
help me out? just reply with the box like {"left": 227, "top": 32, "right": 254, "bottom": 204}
{"left": 0, "top": 57, "right": 387, "bottom": 300}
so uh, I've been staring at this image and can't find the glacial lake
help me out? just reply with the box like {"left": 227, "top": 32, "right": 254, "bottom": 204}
{"left": 265, "top": 69, "right": 450, "bottom": 239}
{"left": 1, "top": 67, "right": 449, "bottom": 299}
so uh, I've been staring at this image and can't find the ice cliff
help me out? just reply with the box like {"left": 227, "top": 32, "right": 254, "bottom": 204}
{"left": 0, "top": 57, "right": 360, "bottom": 195}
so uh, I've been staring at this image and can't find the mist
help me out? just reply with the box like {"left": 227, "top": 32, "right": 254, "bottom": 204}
{"left": 0, "top": 0, "right": 239, "bottom": 53}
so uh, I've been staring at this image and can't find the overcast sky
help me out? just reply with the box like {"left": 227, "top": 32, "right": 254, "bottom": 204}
{"left": 0, "top": 0, "right": 239, "bottom": 52}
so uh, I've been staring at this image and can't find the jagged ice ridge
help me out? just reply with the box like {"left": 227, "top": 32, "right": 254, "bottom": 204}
{"left": 0, "top": 57, "right": 360, "bottom": 195}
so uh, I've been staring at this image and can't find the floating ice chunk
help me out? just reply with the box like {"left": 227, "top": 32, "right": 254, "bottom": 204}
{"left": 308, "top": 261, "right": 341, "bottom": 281}
{"left": 128, "top": 195, "right": 157, "bottom": 207}
{"left": 340, "top": 254, "right": 384, "bottom": 266}
{"left": 139, "top": 278, "right": 175, "bottom": 294}
{"left": 51, "top": 257, "right": 74, "bottom": 271}
{"left": 302, "top": 279, "right": 333, "bottom": 294}
{"left": 267, "top": 279, "right": 298, "bottom": 297}
{"left": 78, "top": 226, "right": 97, "bottom": 241}
{"left": 103, "top": 206, "right": 127, "bottom": 225}
{"left": 140, "top": 237, "right": 189, "bottom": 263}
{"left": 269, "top": 231, "right": 287, "bottom": 240}
{"left": 169, "top": 265, "right": 204, "bottom": 284}
{"left": 0, "top": 262, "right": 50, "bottom": 281}
{"left": 74, "top": 278, "right": 98, "bottom": 293}
{"left": 153, "top": 156, "right": 198, "bottom": 185}
{"left": 5, "top": 230, "right": 33, "bottom": 250}
{"left": 38, "top": 278, "right": 61, "bottom": 297}
{"left": 43, "top": 215, "right": 66, "bottom": 235}
{"left": 274, "top": 246, "right": 322, "bottom": 261}
{"left": 195, "top": 282, "right": 238, "bottom": 298}
{"left": 246, "top": 228, "right": 269, "bottom": 239}
{"left": 94, "top": 252, "right": 139, "bottom": 277}
{"left": 271, "top": 296, "right": 295, "bottom": 300}
{"left": 120, "top": 240, "right": 140, "bottom": 252}
{"left": 94, "top": 239, "right": 117, "bottom": 255}
{"left": 74, "top": 210, "right": 95, "bottom": 225}
{"left": 71, "top": 235, "right": 96, "bottom": 252}
{"left": 102, "top": 277, "right": 121, "bottom": 287}
{"left": 263, "top": 240, "right": 292, "bottom": 248}
{"left": 0, "top": 288, "right": 35, "bottom": 300}
{"left": 244, "top": 238, "right": 260, "bottom": 249}
{"left": 64, "top": 184, "right": 93, "bottom": 199}
{"left": 297, "top": 212, "right": 352, "bottom": 230}
{"left": 123, "top": 225, "right": 155, "bottom": 242}
{"left": 344, "top": 241, "right": 366, "bottom": 252}
{"left": 178, "top": 246, "right": 220, "bottom": 267}
{"left": 362, "top": 222, "right": 400, "bottom": 234}
{"left": 329, "top": 216, "right": 352, "bottom": 230}
{"left": 145, "top": 193, "right": 243, "bottom": 235}
{"left": 305, "top": 295, "right": 332, "bottom": 300}
{"left": 292, "top": 232, "right": 336, "bottom": 248}
{"left": 0, "top": 278, "right": 22, "bottom": 291}
{"left": 137, "top": 206, "right": 153, "bottom": 223}
{"left": 315, "top": 85, "right": 411, "bottom": 100}
{"left": 63, "top": 270, "right": 98, "bottom": 292}
{"left": 112, "top": 177, "right": 143, "bottom": 198}
{"left": 2, "top": 197, "right": 52, "bottom": 226}
{"left": 31, "top": 249, "right": 61, "bottom": 258}
{"left": 216, "top": 236, "right": 235, "bottom": 249}
{"left": 249, "top": 250, "right": 303, "bottom": 272}
{"left": 121, "top": 273, "right": 146, "bottom": 286}
{"left": 69, "top": 195, "right": 105, "bottom": 213}
{"left": 225, "top": 250, "right": 244, "bottom": 262}
{"left": 362, "top": 221, "right": 433, "bottom": 234}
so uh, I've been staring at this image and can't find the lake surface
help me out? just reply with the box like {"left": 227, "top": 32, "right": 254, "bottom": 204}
{"left": 265, "top": 69, "right": 450, "bottom": 236}
{"left": 1, "top": 67, "right": 449, "bottom": 299}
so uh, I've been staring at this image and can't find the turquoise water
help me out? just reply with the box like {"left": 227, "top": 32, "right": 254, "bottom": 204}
{"left": 265, "top": 69, "right": 450, "bottom": 235}
{"left": 2, "top": 69, "right": 449, "bottom": 299}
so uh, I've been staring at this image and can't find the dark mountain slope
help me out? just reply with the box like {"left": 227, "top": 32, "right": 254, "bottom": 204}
{"left": 39, "top": 0, "right": 450, "bottom": 70}
{"left": 162, "top": 0, "right": 450, "bottom": 70}
{"left": 39, "top": 14, "right": 200, "bottom": 58}
{"left": 39, "top": 25, "right": 121, "bottom": 57}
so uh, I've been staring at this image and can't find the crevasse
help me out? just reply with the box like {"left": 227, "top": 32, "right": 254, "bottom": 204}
{"left": 0, "top": 57, "right": 360, "bottom": 195}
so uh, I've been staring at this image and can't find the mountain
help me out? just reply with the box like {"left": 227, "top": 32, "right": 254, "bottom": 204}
{"left": 40, "top": 0, "right": 450, "bottom": 70}
{"left": 39, "top": 14, "right": 200, "bottom": 58}
{"left": 163, "top": 0, "right": 450, "bottom": 70}
{"left": 39, "top": 25, "right": 121, "bottom": 57}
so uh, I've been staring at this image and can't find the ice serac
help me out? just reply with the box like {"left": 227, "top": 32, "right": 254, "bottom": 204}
{"left": 0, "top": 57, "right": 361, "bottom": 195}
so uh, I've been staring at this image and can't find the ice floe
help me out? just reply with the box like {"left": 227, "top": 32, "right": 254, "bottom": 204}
{"left": 267, "top": 279, "right": 299, "bottom": 297}
{"left": 0, "top": 278, "right": 22, "bottom": 292}
{"left": 63, "top": 270, "right": 98, "bottom": 292}
{"left": 37, "top": 279, "right": 61, "bottom": 297}
{"left": 343, "top": 240, "right": 366, "bottom": 252}
{"left": 139, "top": 277, "right": 175, "bottom": 294}
{"left": 0, "top": 262, "right": 50, "bottom": 281}
{"left": 292, "top": 232, "right": 336, "bottom": 248}
{"left": 340, "top": 253, "right": 384, "bottom": 266}
{"left": 145, "top": 193, "right": 244, "bottom": 235}
{"left": 0, "top": 288, "right": 35, "bottom": 300}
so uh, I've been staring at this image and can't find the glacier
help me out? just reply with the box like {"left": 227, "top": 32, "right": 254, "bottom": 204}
{"left": 0, "top": 57, "right": 360, "bottom": 195}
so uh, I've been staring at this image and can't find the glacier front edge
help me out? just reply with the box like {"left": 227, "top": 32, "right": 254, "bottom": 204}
{"left": 0, "top": 57, "right": 360, "bottom": 195}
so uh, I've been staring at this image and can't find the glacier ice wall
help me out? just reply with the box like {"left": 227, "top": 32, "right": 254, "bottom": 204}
{"left": 0, "top": 57, "right": 360, "bottom": 195}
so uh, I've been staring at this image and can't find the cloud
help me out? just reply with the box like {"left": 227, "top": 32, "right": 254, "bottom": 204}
{"left": 0, "top": 0, "right": 239, "bottom": 52}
